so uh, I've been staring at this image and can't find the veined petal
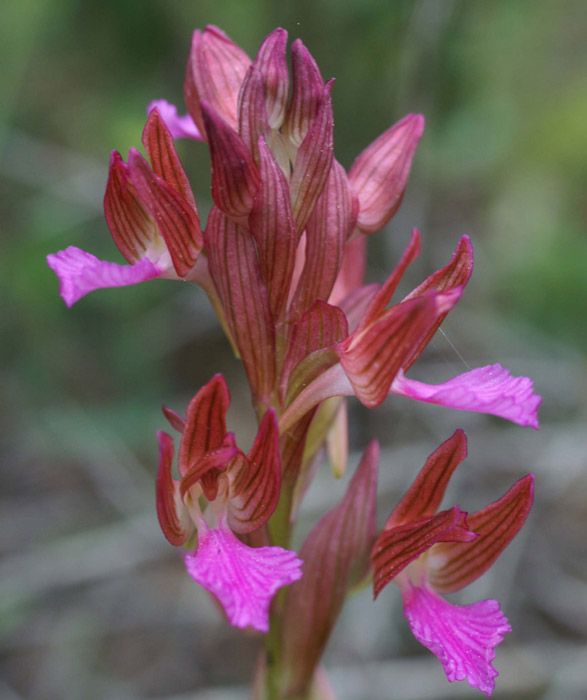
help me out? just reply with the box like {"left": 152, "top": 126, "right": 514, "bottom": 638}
{"left": 384, "top": 430, "right": 468, "bottom": 529}
{"left": 401, "top": 235, "right": 474, "bottom": 370}
{"left": 184, "top": 523, "right": 302, "bottom": 633}
{"left": 401, "top": 583, "right": 511, "bottom": 696}
{"left": 252, "top": 28, "right": 289, "bottom": 129}
{"left": 103, "top": 150, "right": 158, "bottom": 263}
{"left": 128, "top": 149, "right": 203, "bottom": 277}
{"left": 278, "top": 287, "right": 459, "bottom": 433}
{"left": 349, "top": 113, "right": 425, "bottom": 234}
{"left": 156, "top": 431, "right": 189, "bottom": 546}
{"left": 390, "top": 364, "right": 541, "bottom": 428}
{"left": 282, "top": 39, "right": 324, "bottom": 149}
{"left": 341, "top": 290, "right": 461, "bottom": 409}
{"left": 237, "top": 66, "right": 269, "bottom": 164}
{"left": 179, "top": 435, "right": 238, "bottom": 502}
{"left": 184, "top": 26, "right": 251, "bottom": 136}
{"left": 46, "top": 246, "right": 162, "bottom": 307}
{"left": 205, "top": 207, "right": 276, "bottom": 407}
{"left": 289, "top": 160, "right": 357, "bottom": 322}
{"left": 227, "top": 409, "right": 281, "bottom": 533}
{"left": 279, "top": 300, "right": 348, "bottom": 407}
{"left": 281, "top": 442, "right": 379, "bottom": 695}
{"left": 372, "top": 507, "right": 477, "bottom": 599}
{"left": 142, "top": 108, "right": 198, "bottom": 209}
{"left": 147, "top": 99, "right": 203, "bottom": 140}
{"left": 289, "top": 80, "right": 334, "bottom": 236}
{"left": 431, "top": 475, "right": 534, "bottom": 593}
{"left": 202, "top": 101, "right": 261, "bottom": 223}
{"left": 248, "top": 136, "right": 297, "bottom": 320}
{"left": 179, "top": 374, "right": 230, "bottom": 478}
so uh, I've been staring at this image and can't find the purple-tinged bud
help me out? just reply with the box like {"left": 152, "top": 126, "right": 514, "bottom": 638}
{"left": 128, "top": 148, "right": 203, "bottom": 277}
{"left": 201, "top": 101, "right": 261, "bottom": 223}
{"left": 289, "top": 160, "right": 357, "bottom": 322}
{"left": 156, "top": 431, "right": 190, "bottom": 547}
{"left": 349, "top": 113, "right": 425, "bottom": 234}
{"left": 252, "top": 28, "right": 289, "bottom": 130}
{"left": 104, "top": 151, "right": 157, "bottom": 263}
{"left": 281, "top": 442, "right": 378, "bottom": 695}
{"left": 248, "top": 136, "right": 297, "bottom": 320}
{"left": 289, "top": 80, "right": 335, "bottom": 236}
{"left": 282, "top": 39, "right": 325, "bottom": 150}
{"left": 237, "top": 66, "right": 270, "bottom": 165}
{"left": 184, "top": 26, "right": 251, "bottom": 138}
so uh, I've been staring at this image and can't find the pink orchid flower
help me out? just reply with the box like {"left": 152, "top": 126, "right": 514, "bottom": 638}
{"left": 156, "top": 374, "right": 302, "bottom": 633}
{"left": 278, "top": 230, "right": 541, "bottom": 433}
{"left": 47, "top": 108, "right": 203, "bottom": 306}
{"left": 372, "top": 430, "right": 534, "bottom": 696}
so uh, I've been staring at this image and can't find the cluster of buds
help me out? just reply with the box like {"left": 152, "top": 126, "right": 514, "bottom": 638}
{"left": 47, "top": 26, "right": 541, "bottom": 698}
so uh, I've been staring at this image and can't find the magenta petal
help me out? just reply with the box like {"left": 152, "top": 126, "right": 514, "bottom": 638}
{"left": 147, "top": 100, "right": 204, "bottom": 140}
{"left": 184, "top": 525, "right": 303, "bottom": 633}
{"left": 402, "top": 584, "right": 511, "bottom": 696}
{"left": 47, "top": 246, "right": 162, "bottom": 306}
{"left": 390, "top": 364, "right": 541, "bottom": 428}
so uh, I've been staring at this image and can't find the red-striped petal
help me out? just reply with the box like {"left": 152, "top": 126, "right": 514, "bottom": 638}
{"left": 128, "top": 149, "right": 203, "bottom": 277}
{"left": 178, "top": 374, "right": 230, "bottom": 478}
{"left": 155, "top": 431, "right": 189, "bottom": 546}
{"left": 202, "top": 101, "right": 261, "bottom": 223}
{"left": 349, "top": 113, "right": 424, "bottom": 234}
{"left": 103, "top": 151, "right": 157, "bottom": 263}
{"left": 279, "top": 300, "right": 348, "bottom": 407}
{"left": 289, "top": 80, "right": 334, "bottom": 236}
{"left": 384, "top": 430, "right": 468, "bottom": 529}
{"left": 372, "top": 507, "right": 477, "bottom": 599}
{"left": 289, "top": 160, "right": 357, "bottom": 323}
{"left": 227, "top": 409, "right": 281, "bottom": 533}
{"left": 401, "top": 235, "right": 473, "bottom": 371}
{"left": 281, "top": 441, "right": 379, "bottom": 696}
{"left": 248, "top": 136, "right": 297, "bottom": 320}
{"left": 430, "top": 475, "right": 534, "bottom": 593}
{"left": 205, "top": 208, "right": 276, "bottom": 408}
{"left": 282, "top": 39, "right": 324, "bottom": 149}
{"left": 142, "top": 108, "right": 198, "bottom": 210}
{"left": 184, "top": 26, "right": 251, "bottom": 137}
{"left": 252, "top": 28, "right": 289, "bottom": 129}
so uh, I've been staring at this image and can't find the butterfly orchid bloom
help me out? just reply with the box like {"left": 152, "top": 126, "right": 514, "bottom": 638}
{"left": 372, "top": 430, "right": 534, "bottom": 695}
{"left": 156, "top": 375, "right": 302, "bottom": 632}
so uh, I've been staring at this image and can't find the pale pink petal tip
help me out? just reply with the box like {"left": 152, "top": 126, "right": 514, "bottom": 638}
{"left": 47, "top": 246, "right": 160, "bottom": 306}
{"left": 184, "top": 526, "right": 303, "bottom": 633}
{"left": 402, "top": 584, "right": 511, "bottom": 696}
{"left": 147, "top": 99, "right": 204, "bottom": 140}
{"left": 391, "top": 364, "right": 541, "bottom": 429}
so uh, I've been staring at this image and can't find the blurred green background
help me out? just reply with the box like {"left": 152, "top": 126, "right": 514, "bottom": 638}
{"left": 1, "top": 1, "right": 586, "bottom": 699}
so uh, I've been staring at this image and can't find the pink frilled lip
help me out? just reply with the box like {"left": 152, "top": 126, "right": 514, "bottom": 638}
{"left": 46, "top": 246, "right": 164, "bottom": 307}
{"left": 401, "top": 582, "right": 511, "bottom": 697}
{"left": 184, "top": 524, "right": 302, "bottom": 633}
{"left": 390, "top": 364, "right": 541, "bottom": 429}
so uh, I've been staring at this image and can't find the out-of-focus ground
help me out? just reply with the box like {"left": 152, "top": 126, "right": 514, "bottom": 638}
{"left": 1, "top": 1, "right": 586, "bottom": 699}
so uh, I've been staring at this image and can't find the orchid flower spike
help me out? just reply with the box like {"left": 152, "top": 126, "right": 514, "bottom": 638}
{"left": 371, "top": 430, "right": 534, "bottom": 696}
